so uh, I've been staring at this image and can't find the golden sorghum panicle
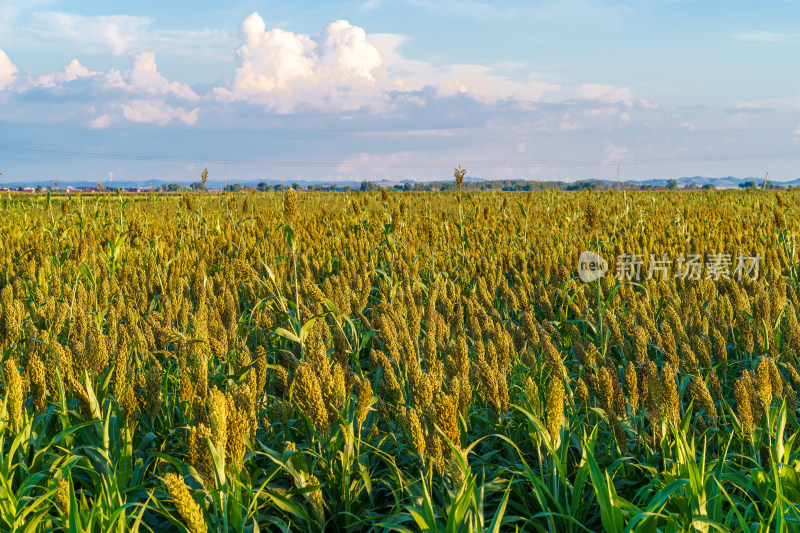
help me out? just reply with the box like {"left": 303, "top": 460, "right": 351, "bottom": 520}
{"left": 661, "top": 363, "right": 680, "bottom": 425}
{"left": 734, "top": 377, "right": 754, "bottom": 439}
{"left": 525, "top": 376, "right": 543, "bottom": 415}
{"left": 598, "top": 367, "right": 614, "bottom": 412}
{"left": 179, "top": 369, "right": 194, "bottom": 407}
{"left": 642, "top": 360, "right": 662, "bottom": 442}
{"left": 355, "top": 377, "right": 372, "bottom": 427}
{"left": 660, "top": 323, "right": 679, "bottom": 370}
{"left": 575, "top": 377, "right": 590, "bottom": 409}
{"left": 164, "top": 473, "right": 207, "bottom": 533}
{"left": 3, "top": 359, "right": 23, "bottom": 431}
{"left": 28, "top": 354, "right": 47, "bottom": 414}
{"left": 407, "top": 408, "right": 427, "bottom": 461}
{"left": 189, "top": 424, "right": 214, "bottom": 486}
{"left": 542, "top": 336, "right": 565, "bottom": 379}
{"left": 688, "top": 376, "right": 717, "bottom": 427}
{"left": 55, "top": 478, "right": 70, "bottom": 514}
{"left": 766, "top": 357, "right": 784, "bottom": 399}
{"left": 707, "top": 369, "right": 723, "bottom": 402}
{"left": 454, "top": 165, "right": 466, "bottom": 189}
{"left": 122, "top": 384, "right": 138, "bottom": 431}
{"left": 756, "top": 359, "right": 773, "bottom": 414}
{"left": 306, "top": 475, "right": 325, "bottom": 524}
{"left": 679, "top": 341, "right": 699, "bottom": 376}
{"left": 293, "top": 363, "right": 330, "bottom": 434}
{"left": 713, "top": 329, "right": 728, "bottom": 375}
{"left": 206, "top": 386, "right": 227, "bottom": 460}
{"left": 435, "top": 391, "right": 461, "bottom": 449}
{"left": 144, "top": 365, "right": 163, "bottom": 422}
{"left": 634, "top": 326, "right": 649, "bottom": 366}
{"left": 583, "top": 201, "right": 601, "bottom": 232}
{"left": 283, "top": 187, "right": 298, "bottom": 223}
{"left": 225, "top": 393, "right": 245, "bottom": 474}
{"left": 546, "top": 376, "right": 564, "bottom": 446}
{"left": 625, "top": 362, "right": 639, "bottom": 412}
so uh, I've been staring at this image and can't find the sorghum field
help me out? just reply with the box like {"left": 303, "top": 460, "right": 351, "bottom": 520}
{"left": 0, "top": 184, "right": 799, "bottom": 532}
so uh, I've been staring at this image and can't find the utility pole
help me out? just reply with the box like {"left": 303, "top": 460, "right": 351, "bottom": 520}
{"left": 762, "top": 171, "right": 769, "bottom": 190}
{"left": 225, "top": 163, "right": 228, "bottom": 191}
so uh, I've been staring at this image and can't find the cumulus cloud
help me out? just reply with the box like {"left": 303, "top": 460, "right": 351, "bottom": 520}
{"left": 34, "top": 59, "right": 96, "bottom": 87}
{"left": 215, "top": 13, "right": 388, "bottom": 113}
{"left": 20, "top": 52, "right": 200, "bottom": 127}
{"left": 121, "top": 100, "right": 199, "bottom": 125}
{"left": 214, "top": 12, "right": 636, "bottom": 113}
{"left": 111, "top": 52, "right": 198, "bottom": 100}
{"left": 0, "top": 49, "right": 17, "bottom": 90}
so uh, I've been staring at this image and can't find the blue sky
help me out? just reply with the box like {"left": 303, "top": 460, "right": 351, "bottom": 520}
{"left": 2, "top": 0, "right": 800, "bottom": 184}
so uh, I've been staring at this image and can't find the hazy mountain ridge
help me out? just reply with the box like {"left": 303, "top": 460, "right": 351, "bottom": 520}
{"left": 0, "top": 175, "right": 797, "bottom": 190}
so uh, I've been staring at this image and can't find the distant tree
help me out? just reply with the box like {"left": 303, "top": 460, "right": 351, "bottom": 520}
{"left": 666, "top": 179, "right": 678, "bottom": 190}
{"left": 257, "top": 182, "right": 269, "bottom": 192}
{"left": 702, "top": 183, "right": 715, "bottom": 190}
{"left": 360, "top": 181, "right": 378, "bottom": 192}
{"left": 190, "top": 181, "right": 205, "bottom": 191}
{"left": 685, "top": 182, "right": 696, "bottom": 189}
{"left": 739, "top": 180, "right": 757, "bottom": 189}
{"left": 291, "top": 182, "right": 300, "bottom": 191}
{"left": 274, "top": 183, "right": 285, "bottom": 192}
{"left": 35, "top": 185, "right": 43, "bottom": 194}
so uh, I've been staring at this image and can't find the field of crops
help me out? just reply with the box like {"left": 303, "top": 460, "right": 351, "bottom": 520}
{"left": 0, "top": 184, "right": 798, "bottom": 532}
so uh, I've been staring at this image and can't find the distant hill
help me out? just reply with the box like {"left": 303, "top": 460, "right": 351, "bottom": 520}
{"left": 0, "top": 175, "right": 796, "bottom": 190}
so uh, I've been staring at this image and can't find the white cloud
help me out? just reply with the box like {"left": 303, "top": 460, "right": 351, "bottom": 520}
{"left": 121, "top": 52, "right": 198, "bottom": 100}
{"left": 121, "top": 100, "right": 199, "bottom": 126}
{"left": 0, "top": 49, "right": 18, "bottom": 90}
{"left": 735, "top": 31, "right": 800, "bottom": 44}
{"left": 88, "top": 113, "right": 113, "bottom": 129}
{"left": 214, "top": 12, "right": 636, "bottom": 113}
{"left": 602, "top": 144, "right": 630, "bottom": 165}
{"left": 29, "top": 11, "right": 234, "bottom": 61}
{"left": 559, "top": 113, "right": 581, "bottom": 131}
{"left": 573, "top": 83, "right": 634, "bottom": 104}
{"left": 34, "top": 59, "right": 96, "bottom": 87}
{"left": 215, "top": 13, "right": 388, "bottom": 113}
{"left": 34, "top": 12, "right": 150, "bottom": 55}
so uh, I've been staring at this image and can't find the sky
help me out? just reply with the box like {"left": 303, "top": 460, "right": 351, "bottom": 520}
{"left": 2, "top": 0, "right": 800, "bottom": 184}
